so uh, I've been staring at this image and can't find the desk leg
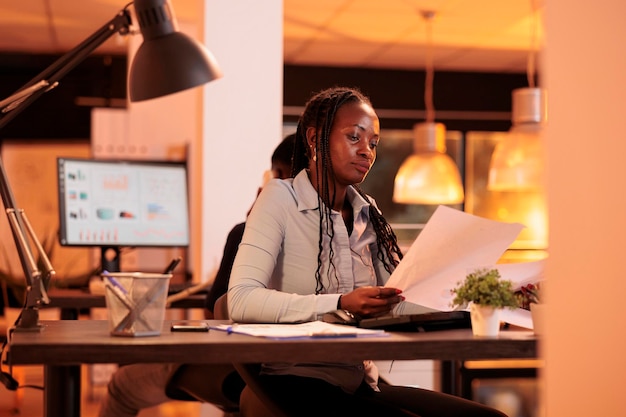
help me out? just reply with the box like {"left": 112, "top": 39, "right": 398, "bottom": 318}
{"left": 440, "top": 360, "right": 461, "bottom": 396}
{"left": 44, "top": 365, "right": 81, "bottom": 417}
{"left": 60, "top": 307, "right": 79, "bottom": 320}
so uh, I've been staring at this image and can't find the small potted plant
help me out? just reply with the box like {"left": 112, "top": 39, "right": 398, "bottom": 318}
{"left": 450, "top": 267, "right": 518, "bottom": 337}
{"left": 516, "top": 282, "right": 544, "bottom": 335}
{"left": 515, "top": 282, "right": 541, "bottom": 310}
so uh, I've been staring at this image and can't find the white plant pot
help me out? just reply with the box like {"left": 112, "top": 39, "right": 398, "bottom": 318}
{"left": 529, "top": 303, "right": 546, "bottom": 335}
{"left": 469, "top": 303, "right": 501, "bottom": 337}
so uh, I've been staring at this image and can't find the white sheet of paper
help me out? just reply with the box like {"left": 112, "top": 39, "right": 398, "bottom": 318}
{"left": 501, "top": 308, "right": 533, "bottom": 329}
{"left": 498, "top": 260, "right": 546, "bottom": 329}
{"left": 210, "top": 321, "right": 388, "bottom": 339}
{"left": 498, "top": 260, "right": 546, "bottom": 290}
{"left": 386, "top": 206, "right": 525, "bottom": 311}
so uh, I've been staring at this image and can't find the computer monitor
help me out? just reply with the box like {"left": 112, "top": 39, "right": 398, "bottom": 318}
{"left": 57, "top": 157, "right": 190, "bottom": 273}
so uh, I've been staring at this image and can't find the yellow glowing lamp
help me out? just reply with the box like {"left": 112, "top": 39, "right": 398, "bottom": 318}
{"left": 393, "top": 122, "right": 464, "bottom": 205}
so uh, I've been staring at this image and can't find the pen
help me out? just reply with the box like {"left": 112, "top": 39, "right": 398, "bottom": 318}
{"left": 103, "top": 272, "right": 128, "bottom": 295}
{"left": 163, "top": 257, "right": 182, "bottom": 274}
{"left": 103, "top": 279, "right": 136, "bottom": 312}
{"left": 309, "top": 332, "right": 358, "bottom": 338}
{"left": 219, "top": 324, "right": 237, "bottom": 334}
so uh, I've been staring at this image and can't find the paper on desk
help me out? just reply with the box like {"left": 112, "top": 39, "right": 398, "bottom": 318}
{"left": 210, "top": 321, "right": 388, "bottom": 339}
{"left": 494, "top": 260, "right": 546, "bottom": 329}
{"left": 498, "top": 260, "right": 546, "bottom": 291}
{"left": 386, "top": 206, "right": 526, "bottom": 312}
{"left": 501, "top": 308, "right": 533, "bottom": 329}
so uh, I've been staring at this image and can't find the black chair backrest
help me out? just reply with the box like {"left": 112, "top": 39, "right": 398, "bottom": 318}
{"left": 215, "top": 294, "right": 291, "bottom": 417}
{"left": 164, "top": 293, "right": 243, "bottom": 411}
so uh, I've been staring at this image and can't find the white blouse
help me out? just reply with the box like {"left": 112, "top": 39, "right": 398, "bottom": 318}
{"left": 228, "top": 169, "right": 394, "bottom": 392}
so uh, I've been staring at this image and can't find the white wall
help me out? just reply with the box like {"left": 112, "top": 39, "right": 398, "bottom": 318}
{"left": 544, "top": 0, "right": 626, "bottom": 416}
{"left": 195, "top": 1, "right": 284, "bottom": 285}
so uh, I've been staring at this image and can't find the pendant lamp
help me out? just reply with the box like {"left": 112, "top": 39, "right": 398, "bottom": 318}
{"left": 393, "top": 11, "right": 464, "bottom": 205}
{"left": 488, "top": 0, "right": 546, "bottom": 191}
{"left": 487, "top": 87, "right": 547, "bottom": 191}
{"left": 393, "top": 122, "right": 464, "bottom": 204}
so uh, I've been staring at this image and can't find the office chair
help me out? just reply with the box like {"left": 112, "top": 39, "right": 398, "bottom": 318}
{"left": 213, "top": 294, "right": 290, "bottom": 417}
{"left": 164, "top": 295, "right": 280, "bottom": 417}
{"left": 163, "top": 296, "right": 244, "bottom": 417}
{"left": 164, "top": 363, "right": 243, "bottom": 416}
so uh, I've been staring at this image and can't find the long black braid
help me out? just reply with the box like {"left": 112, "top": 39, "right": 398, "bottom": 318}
{"left": 291, "top": 87, "right": 404, "bottom": 294}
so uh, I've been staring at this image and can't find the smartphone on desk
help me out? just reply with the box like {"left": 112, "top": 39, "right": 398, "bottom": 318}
{"left": 171, "top": 321, "right": 210, "bottom": 332}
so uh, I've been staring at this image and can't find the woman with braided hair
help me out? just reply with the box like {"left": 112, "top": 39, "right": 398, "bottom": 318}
{"left": 228, "top": 86, "right": 507, "bottom": 417}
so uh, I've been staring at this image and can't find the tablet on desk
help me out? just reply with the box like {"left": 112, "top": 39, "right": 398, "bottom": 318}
{"left": 358, "top": 311, "right": 471, "bottom": 332}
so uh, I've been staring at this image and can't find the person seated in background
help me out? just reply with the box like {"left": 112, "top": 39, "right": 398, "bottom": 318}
{"left": 227, "top": 86, "right": 509, "bottom": 417}
{"left": 98, "top": 134, "right": 295, "bottom": 417}
{"left": 204, "top": 133, "right": 295, "bottom": 317}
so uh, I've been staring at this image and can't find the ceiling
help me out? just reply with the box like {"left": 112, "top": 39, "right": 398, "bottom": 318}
{"left": 0, "top": 0, "right": 544, "bottom": 73}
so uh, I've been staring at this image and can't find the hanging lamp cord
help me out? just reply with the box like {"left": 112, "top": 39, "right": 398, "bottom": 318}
{"left": 527, "top": 0, "right": 540, "bottom": 88}
{"left": 421, "top": 10, "right": 436, "bottom": 123}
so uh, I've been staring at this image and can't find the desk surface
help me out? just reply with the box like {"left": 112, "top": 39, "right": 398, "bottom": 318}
{"left": 9, "top": 320, "right": 537, "bottom": 417}
{"left": 10, "top": 319, "right": 537, "bottom": 366}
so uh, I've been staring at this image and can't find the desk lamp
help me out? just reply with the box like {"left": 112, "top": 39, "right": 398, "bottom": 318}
{"left": 0, "top": 0, "right": 222, "bottom": 332}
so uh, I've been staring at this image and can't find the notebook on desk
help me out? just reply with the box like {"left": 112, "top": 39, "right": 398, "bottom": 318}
{"left": 357, "top": 310, "right": 471, "bottom": 332}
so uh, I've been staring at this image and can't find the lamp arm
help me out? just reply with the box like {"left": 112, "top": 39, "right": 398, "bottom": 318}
{"left": 0, "top": 81, "right": 50, "bottom": 113}
{"left": 0, "top": 8, "right": 133, "bottom": 331}
{"left": 0, "top": 9, "right": 132, "bottom": 130}
{"left": 5, "top": 207, "right": 50, "bottom": 322}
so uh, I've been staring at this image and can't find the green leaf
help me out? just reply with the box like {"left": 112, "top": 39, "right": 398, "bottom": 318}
{"left": 450, "top": 267, "right": 518, "bottom": 309}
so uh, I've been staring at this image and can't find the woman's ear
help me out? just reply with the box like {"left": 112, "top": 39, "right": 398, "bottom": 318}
{"left": 305, "top": 127, "right": 317, "bottom": 148}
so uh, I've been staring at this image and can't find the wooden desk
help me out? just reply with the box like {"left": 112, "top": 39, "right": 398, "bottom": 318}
{"left": 45, "top": 288, "right": 207, "bottom": 319}
{"left": 9, "top": 319, "right": 536, "bottom": 417}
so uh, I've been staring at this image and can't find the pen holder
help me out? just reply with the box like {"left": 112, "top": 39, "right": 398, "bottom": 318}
{"left": 103, "top": 272, "right": 172, "bottom": 337}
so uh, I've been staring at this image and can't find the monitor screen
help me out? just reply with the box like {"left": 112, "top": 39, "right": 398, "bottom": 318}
{"left": 57, "top": 158, "right": 190, "bottom": 249}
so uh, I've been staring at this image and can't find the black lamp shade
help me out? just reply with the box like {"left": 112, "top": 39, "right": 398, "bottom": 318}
{"left": 128, "top": 0, "right": 223, "bottom": 102}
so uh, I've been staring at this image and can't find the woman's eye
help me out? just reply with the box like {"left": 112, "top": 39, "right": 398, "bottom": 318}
{"left": 370, "top": 141, "right": 378, "bottom": 149}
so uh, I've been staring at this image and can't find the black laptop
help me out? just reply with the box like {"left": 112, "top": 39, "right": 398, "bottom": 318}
{"left": 357, "top": 310, "right": 471, "bottom": 332}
